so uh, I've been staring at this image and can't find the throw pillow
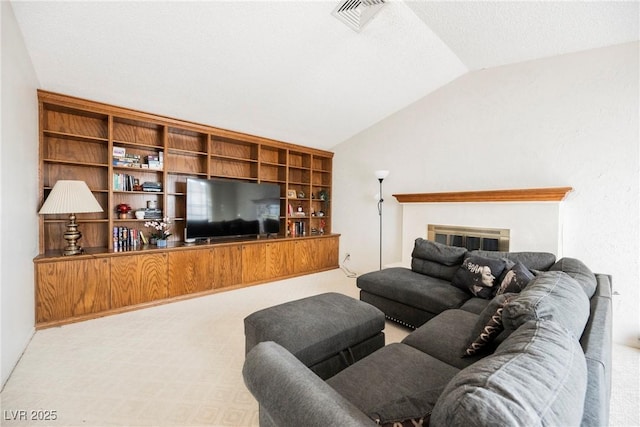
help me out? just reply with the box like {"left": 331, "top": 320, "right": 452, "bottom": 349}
{"left": 463, "top": 293, "right": 515, "bottom": 357}
{"left": 451, "top": 255, "right": 507, "bottom": 299}
{"left": 496, "top": 262, "right": 535, "bottom": 295}
{"left": 369, "top": 390, "right": 441, "bottom": 427}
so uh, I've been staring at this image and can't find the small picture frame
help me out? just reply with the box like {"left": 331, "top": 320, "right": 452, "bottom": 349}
{"left": 287, "top": 189, "right": 297, "bottom": 199}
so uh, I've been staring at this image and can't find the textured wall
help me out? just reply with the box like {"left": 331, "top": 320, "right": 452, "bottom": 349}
{"left": 333, "top": 42, "right": 639, "bottom": 345}
{"left": 1, "top": 2, "right": 40, "bottom": 387}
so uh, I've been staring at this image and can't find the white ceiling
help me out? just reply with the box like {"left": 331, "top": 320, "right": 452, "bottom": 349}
{"left": 10, "top": 1, "right": 639, "bottom": 150}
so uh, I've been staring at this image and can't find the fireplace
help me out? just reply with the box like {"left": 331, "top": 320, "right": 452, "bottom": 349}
{"left": 428, "top": 224, "right": 510, "bottom": 252}
{"left": 393, "top": 187, "right": 572, "bottom": 266}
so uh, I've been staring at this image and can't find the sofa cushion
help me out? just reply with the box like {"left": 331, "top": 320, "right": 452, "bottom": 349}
{"left": 550, "top": 257, "right": 597, "bottom": 298}
{"left": 470, "top": 250, "right": 556, "bottom": 271}
{"left": 327, "top": 343, "right": 460, "bottom": 426}
{"left": 402, "top": 309, "right": 501, "bottom": 370}
{"left": 496, "top": 261, "right": 535, "bottom": 295}
{"left": 411, "top": 238, "right": 467, "bottom": 280}
{"left": 357, "top": 267, "right": 471, "bottom": 315}
{"left": 431, "top": 320, "right": 588, "bottom": 427}
{"left": 451, "top": 255, "right": 507, "bottom": 299}
{"left": 458, "top": 297, "right": 490, "bottom": 315}
{"left": 463, "top": 293, "right": 516, "bottom": 357}
{"left": 502, "top": 271, "right": 590, "bottom": 338}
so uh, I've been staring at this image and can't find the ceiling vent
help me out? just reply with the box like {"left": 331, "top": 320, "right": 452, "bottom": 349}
{"left": 332, "top": 0, "right": 386, "bottom": 32}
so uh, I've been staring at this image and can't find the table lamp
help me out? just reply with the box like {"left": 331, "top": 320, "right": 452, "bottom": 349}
{"left": 38, "top": 180, "right": 104, "bottom": 255}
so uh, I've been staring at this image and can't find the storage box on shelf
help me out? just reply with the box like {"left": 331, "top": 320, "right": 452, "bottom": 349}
{"left": 36, "top": 90, "right": 339, "bottom": 328}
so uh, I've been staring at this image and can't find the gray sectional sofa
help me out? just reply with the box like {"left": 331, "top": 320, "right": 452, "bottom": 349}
{"left": 243, "top": 239, "right": 612, "bottom": 426}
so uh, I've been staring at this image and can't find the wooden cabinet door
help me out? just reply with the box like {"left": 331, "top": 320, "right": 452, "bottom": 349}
{"left": 212, "top": 245, "right": 242, "bottom": 289}
{"left": 241, "top": 244, "right": 267, "bottom": 283}
{"left": 36, "top": 258, "right": 110, "bottom": 324}
{"left": 293, "top": 240, "right": 314, "bottom": 274}
{"left": 315, "top": 236, "right": 339, "bottom": 270}
{"left": 267, "top": 240, "right": 294, "bottom": 278}
{"left": 168, "top": 249, "right": 213, "bottom": 297}
{"left": 111, "top": 253, "right": 168, "bottom": 309}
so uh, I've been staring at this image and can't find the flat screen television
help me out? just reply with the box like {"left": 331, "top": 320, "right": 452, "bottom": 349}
{"left": 185, "top": 178, "right": 281, "bottom": 240}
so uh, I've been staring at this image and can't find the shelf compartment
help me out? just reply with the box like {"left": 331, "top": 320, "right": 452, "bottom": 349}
{"left": 165, "top": 174, "right": 200, "bottom": 194}
{"left": 210, "top": 157, "right": 258, "bottom": 180}
{"left": 43, "top": 163, "right": 108, "bottom": 190}
{"left": 43, "top": 221, "right": 109, "bottom": 252}
{"left": 312, "top": 156, "right": 332, "bottom": 172}
{"left": 42, "top": 104, "right": 108, "bottom": 139}
{"left": 288, "top": 168, "right": 311, "bottom": 184}
{"left": 211, "top": 137, "right": 258, "bottom": 161}
{"left": 312, "top": 171, "right": 332, "bottom": 186}
{"left": 114, "top": 192, "right": 162, "bottom": 214}
{"left": 259, "top": 164, "right": 287, "bottom": 183}
{"left": 168, "top": 128, "right": 208, "bottom": 153}
{"left": 113, "top": 117, "right": 164, "bottom": 147}
{"left": 260, "top": 146, "right": 287, "bottom": 165}
{"left": 288, "top": 151, "right": 311, "bottom": 169}
{"left": 44, "top": 135, "right": 109, "bottom": 165}
{"left": 166, "top": 150, "right": 208, "bottom": 175}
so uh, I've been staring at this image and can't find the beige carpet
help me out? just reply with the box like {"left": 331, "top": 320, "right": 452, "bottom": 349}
{"left": 1, "top": 269, "right": 638, "bottom": 426}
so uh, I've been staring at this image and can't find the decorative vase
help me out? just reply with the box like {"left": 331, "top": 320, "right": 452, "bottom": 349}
{"left": 156, "top": 239, "right": 167, "bottom": 248}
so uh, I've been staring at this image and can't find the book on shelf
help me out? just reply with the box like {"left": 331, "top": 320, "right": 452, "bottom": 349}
{"left": 113, "top": 226, "right": 143, "bottom": 251}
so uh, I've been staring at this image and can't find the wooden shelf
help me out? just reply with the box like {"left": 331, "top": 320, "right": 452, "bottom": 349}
{"left": 36, "top": 90, "right": 338, "bottom": 328}
{"left": 393, "top": 187, "right": 573, "bottom": 203}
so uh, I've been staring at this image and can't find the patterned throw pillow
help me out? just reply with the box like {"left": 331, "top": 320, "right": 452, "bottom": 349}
{"left": 463, "top": 293, "right": 515, "bottom": 357}
{"left": 379, "top": 415, "right": 430, "bottom": 426}
{"left": 496, "top": 262, "right": 535, "bottom": 295}
{"left": 451, "top": 255, "right": 507, "bottom": 299}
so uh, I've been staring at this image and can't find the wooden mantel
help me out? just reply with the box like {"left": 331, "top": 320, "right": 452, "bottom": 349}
{"left": 393, "top": 187, "right": 573, "bottom": 203}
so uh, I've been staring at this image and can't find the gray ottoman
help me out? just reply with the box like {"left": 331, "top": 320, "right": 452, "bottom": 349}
{"left": 244, "top": 292, "right": 385, "bottom": 379}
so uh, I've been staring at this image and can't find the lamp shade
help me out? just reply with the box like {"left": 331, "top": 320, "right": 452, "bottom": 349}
{"left": 39, "top": 180, "right": 103, "bottom": 214}
{"left": 375, "top": 170, "right": 389, "bottom": 180}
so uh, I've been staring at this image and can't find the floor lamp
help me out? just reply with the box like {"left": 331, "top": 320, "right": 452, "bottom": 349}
{"left": 375, "top": 170, "right": 389, "bottom": 270}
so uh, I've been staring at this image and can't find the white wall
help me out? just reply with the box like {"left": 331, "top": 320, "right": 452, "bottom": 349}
{"left": 333, "top": 42, "right": 639, "bottom": 346}
{"left": 1, "top": 1, "right": 40, "bottom": 387}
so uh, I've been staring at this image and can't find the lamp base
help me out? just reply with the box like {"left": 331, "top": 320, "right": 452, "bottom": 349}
{"left": 62, "top": 213, "right": 84, "bottom": 256}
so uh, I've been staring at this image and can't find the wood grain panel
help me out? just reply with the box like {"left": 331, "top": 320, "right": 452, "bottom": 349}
{"left": 210, "top": 158, "right": 257, "bottom": 179}
{"left": 393, "top": 187, "right": 573, "bottom": 203}
{"left": 293, "top": 240, "right": 314, "bottom": 274}
{"left": 267, "top": 241, "right": 294, "bottom": 278}
{"left": 43, "top": 108, "right": 108, "bottom": 138}
{"left": 167, "top": 249, "right": 212, "bottom": 297}
{"left": 242, "top": 244, "right": 267, "bottom": 283}
{"left": 44, "top": 136, "right": 108, "bottom": 164}
{"left": 168, "top": 129, "right": 207, "bottom": 152}
{"left": 166, "top": 151, "right": 207, "bottom": 174}
{"left": 211, "top": 139, "right": 257, "bottom": 159}
{"left": 36, "top": 258, "right": 110, "bottom": 323}
{"left": 113, "top": 119, "right": 163, "bottom": 146}
{"left": 314, "top": 236, "right": 339, "bottom": 270}
{"left": 110, "top": 253, "right": 167, "bottom": 308}
{"left": 212, "top": 245, "right": 242, "bottom": 289}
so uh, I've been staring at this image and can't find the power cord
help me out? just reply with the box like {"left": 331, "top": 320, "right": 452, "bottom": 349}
{"left": 340, "top": 253, "right": 357, "bottom": 278}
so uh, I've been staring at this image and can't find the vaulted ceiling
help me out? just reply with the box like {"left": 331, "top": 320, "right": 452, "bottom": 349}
{"left": 11, "top": 1, "right": 639, "bottom": 150}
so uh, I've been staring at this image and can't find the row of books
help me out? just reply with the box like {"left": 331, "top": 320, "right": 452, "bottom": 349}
{"left": 113, "top": 173, "right": 138, "bottom": 191}
{"left": 289, "top": 221, "right": 306, "bottom": 237}
{"left": 112, "top": 147, "right": 164, "bottom": 169}
{"left": 113, "top": 173, "right": 163, "bottom": 193}
{"left": 113, "top": 227, "right": 147, "bottom": 251}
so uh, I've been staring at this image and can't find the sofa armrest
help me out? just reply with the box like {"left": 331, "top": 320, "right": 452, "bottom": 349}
{"left": 243, "top": 341, "right": 375, "bottom": 427}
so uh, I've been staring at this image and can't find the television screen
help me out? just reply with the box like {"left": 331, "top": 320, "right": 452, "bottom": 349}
{"left": 185, "top": 178, "right": 281, "bottom": 240}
